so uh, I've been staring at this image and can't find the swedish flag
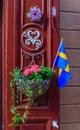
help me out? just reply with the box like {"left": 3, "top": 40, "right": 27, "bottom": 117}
{"left": 54, "top": 40, "right": 71, "bottom": 88}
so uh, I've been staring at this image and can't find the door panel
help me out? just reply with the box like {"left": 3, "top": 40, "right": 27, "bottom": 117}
{"left": 21, "top": 119, "right": 51, "bottom": 130}
{"left": 3, "top": 0, "right": 59, "bottom": 130}
{"left": 21, "top": 0, "right": 51, "bottom": 68}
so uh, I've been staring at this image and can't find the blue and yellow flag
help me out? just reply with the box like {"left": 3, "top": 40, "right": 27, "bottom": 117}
{"left": 54, "top": 40, "right": 71, "bottom": 88}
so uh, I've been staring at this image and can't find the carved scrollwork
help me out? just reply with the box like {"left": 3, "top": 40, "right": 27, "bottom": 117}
{"left": 22, "top": 29, "right": 43, "bottom": 51}
{"left": 21, "top": 49, "right": 44, "bottom": 68}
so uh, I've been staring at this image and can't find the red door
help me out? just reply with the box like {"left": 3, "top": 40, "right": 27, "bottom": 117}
{"left": 3, "top": 0, "right": 59, "bottom": 130}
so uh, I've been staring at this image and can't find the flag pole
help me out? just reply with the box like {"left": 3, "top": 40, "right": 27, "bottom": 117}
{"left": 52, "top": 38, "right": 63, "bottom": 68}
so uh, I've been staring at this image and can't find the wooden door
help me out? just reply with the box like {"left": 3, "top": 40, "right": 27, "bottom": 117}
{"left": 3, "top": 0, "right": 59, "bottom": 130}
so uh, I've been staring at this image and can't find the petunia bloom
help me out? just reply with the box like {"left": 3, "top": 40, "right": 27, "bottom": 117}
{"left": 23, "top": 68, "right": 31, "bottom": 76}
{"left": 30, "top": 65, "right": 41, "bottom": 73}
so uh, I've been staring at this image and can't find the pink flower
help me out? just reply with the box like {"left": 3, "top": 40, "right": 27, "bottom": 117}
{"left": 33, "top": 68, "right": 41, "bottom": 73}
{"left": 30, "top": 65, "right": 41, "bottom": 73}
{"left": 31, "top": 65, "right": 40, "bottom": 69}
{"left": 23, "top": 68, "right": 31, "bottom": 76}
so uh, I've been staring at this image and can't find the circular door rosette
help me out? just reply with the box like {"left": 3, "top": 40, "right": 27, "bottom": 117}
{"left": 21, "top": 24, "right": 44, "bottom": 51}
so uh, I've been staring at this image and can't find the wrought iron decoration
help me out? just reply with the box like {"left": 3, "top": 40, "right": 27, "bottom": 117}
{"left": 23, "top": 29, "right": 43, "bottom": 51}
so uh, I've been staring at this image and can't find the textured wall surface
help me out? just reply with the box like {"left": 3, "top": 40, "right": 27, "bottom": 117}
{"left": 60, "top": 0, "right": 80, "bottom": 130}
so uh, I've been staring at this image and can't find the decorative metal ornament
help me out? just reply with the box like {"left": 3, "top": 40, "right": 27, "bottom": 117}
{"left": 21, "top": 49, "right": 44, "bottom": 68}
{"left": 23, "top": 29, "right": 43, "bottom": 51}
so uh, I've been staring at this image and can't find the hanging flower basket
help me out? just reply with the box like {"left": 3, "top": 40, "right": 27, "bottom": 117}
{"left": 9, "top": 65, "right": 55, "bottom": 126}
{"left": 19, "top": 79, "right": 50, "bottom": 102}
{"left": 26, "top": 6, "right": 43, "bottom": 22}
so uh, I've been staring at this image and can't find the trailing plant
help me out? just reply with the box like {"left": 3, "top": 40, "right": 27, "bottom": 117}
{"left": 9, "top": 65, "right": 55, "bottom": 126}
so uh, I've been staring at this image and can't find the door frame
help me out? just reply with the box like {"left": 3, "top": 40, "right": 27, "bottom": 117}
{"left": 0, "top": 1, "right": 3, "bottom": 130}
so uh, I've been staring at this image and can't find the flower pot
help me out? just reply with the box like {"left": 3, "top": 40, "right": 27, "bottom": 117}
{"left": 19, "top": 79, "right": 50, "bottom": 102}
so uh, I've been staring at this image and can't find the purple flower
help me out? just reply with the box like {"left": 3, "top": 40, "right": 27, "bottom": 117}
{"left": 26, "top": 6, "right": 42, "bottom": 22}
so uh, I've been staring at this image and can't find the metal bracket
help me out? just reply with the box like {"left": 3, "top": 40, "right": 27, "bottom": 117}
{"left": 52, "top": 121, "right": 59, "bottom": 129}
